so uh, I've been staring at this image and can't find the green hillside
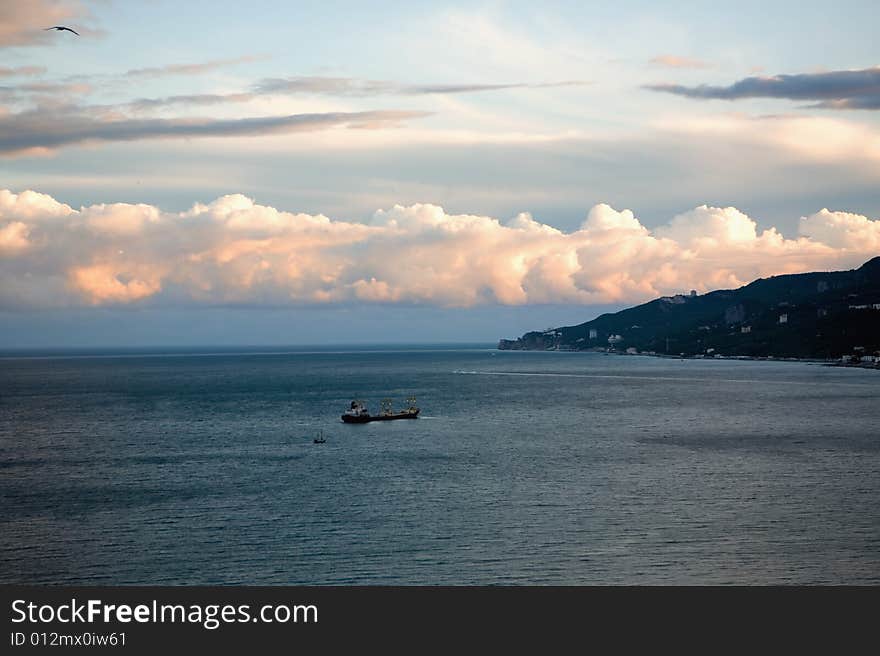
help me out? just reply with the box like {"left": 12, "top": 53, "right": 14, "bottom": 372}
{"left": 498, "top": 256, "right": 880, "bottom": 359}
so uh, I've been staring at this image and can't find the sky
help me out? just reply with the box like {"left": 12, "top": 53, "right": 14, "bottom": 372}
{"left": 1, "top": 0, "right": 879, "bottom": 347}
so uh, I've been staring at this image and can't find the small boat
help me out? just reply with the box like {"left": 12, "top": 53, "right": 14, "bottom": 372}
{"left": 313, "top": 430, "right": 326, "bottom": 444}
{"left": 341, "top": 397, "right": 420, "bottom": 423}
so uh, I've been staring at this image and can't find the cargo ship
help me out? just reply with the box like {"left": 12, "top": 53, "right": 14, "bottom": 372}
{"left": 341, "top": 397, "right": 420, "bottom": 423}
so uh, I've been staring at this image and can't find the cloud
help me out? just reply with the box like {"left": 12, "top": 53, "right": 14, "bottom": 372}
{"left": 0, "top": 0, "right": 97, "bottom": 47}
{"left": 645, "top": 66, "right": 880, "bottom": 110}
{"left": 0, "top": 66, "right": 46, "bottom": 77}
{"left": 1, "top": 188, "right": 877, "bottom": 309}
{"left": 252, "top": 76, "right": 588, "bottom": 97}
{"left": 652, "top": 113, "right": 880, "bottom": 165}
{"left": 408, "top": 81, "right": 588, "bottom": 94}
{"left": 655, "top": 206, "right": 758, "bottom": 244}
{"left": 126, "top": 93, "right": 256, "bottom": 111}
{"left": 0, "top": 106, "right": 431, "bottom": 155}
{"left": 125, "top": 56, "right": 267, "bottom": 78}
{"left": 817, "top": 96, "right": 880, "bottom": 110}
{"left": 0, "top": 81, "right": 92, "bottom": 99}
{"left": 650, "top": 55, "right": 710, "bottom": 69}
{"left": 0, "top": 221, "right": 30, "bottom": 254}
{"left": 799, "top": 208, "right": 880, "bottom": 250}
{"left": 122, "top": 77, "right": 587, "bottom": 113}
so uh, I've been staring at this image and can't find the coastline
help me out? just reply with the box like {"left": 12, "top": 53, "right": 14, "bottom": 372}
{"left": 497, "top": 345, "right": 880, "bottom": 369}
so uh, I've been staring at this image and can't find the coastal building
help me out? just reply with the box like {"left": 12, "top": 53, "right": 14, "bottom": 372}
{"left": 778, "top": 313, "right": 788, "bottom": 324}
{"left": 589, "top": 328, "right": 598, "bottom": 339}
{"left": 741, "top": 325, "right": 752, "bottom": 334}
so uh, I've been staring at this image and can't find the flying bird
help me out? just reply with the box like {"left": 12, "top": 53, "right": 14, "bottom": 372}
{"left": 45, "top": 26, "right": 80, "bottom": 36}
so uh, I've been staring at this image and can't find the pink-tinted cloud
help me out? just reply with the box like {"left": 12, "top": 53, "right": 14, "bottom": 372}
{"left": 0, "top": 66, "right": 46, "bottom": 77}
{"left": 0, "top": 1, "right": 96, "bottom": 47}
{"left": 1, "top": 189, "right": 877, "bottom": 309}
{"left": 125, "top": 55, "right": 268, "bottom": 78}
{"left": 0, "top": 220, "right": 30, "bottom": 254}
{"left": 650, "top": 55, "right": 711, "bottom": 69}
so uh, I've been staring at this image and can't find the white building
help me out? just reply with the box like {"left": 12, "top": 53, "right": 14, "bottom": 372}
{"left": 778, "top": 313, "right": 788, "bottom": 324}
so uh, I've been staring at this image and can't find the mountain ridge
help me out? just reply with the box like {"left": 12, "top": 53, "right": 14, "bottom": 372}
{"left": 498, "top": 256, "right": 880, "bottom": 359}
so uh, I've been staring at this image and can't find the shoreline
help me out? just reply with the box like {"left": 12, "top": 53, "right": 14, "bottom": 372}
{"left": 498, "top": 346, "right": 880, "bottom": 369}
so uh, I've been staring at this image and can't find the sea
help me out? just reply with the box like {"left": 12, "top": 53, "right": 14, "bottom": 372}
{"left": 1, "top": 346, "right": 878, "bottom": 585}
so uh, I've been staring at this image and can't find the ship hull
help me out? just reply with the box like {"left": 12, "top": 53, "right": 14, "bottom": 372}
{"left": 341, "top": 409, "right": 420, "bottom": 423}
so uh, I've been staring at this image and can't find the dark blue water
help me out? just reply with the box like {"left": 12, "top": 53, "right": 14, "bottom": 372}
{"left": 1, "top": 347, "right": 878, "bottom": 584}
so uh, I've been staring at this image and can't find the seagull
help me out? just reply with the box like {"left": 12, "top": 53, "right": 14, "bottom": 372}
{"left": 45, "top": 26, "right": 80, "bottom": 36}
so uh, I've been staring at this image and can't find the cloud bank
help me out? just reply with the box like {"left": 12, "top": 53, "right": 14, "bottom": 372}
{"left": 0, "top": 107, "right": 430, "bottom": 156}
{"left": 0, "top": 71, "right": 582, "bottom": 154}
{"left": 1, "top": 189, "right": 877, "bottom": 310}
{"left": 646, "top": 66, "right": 880, "bottom": 110}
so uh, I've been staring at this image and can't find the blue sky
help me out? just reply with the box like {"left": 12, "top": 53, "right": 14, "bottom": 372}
{"left": 0, "top": 0, "right": 878, "bottom": 346}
